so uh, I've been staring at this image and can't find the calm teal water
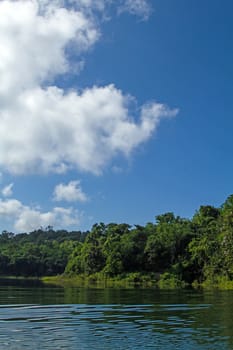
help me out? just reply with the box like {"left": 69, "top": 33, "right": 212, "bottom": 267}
{"left": 0, "top": 279, "right": 232, "bottom": 349}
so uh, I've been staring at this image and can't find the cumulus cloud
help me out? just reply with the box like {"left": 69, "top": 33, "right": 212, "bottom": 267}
{"left": 0, "top": 84, "right": 177, "bottom": 174}
{"left": 0, "top": 0, "right": 176, "bottom": 176}
{"left": 0, "top": 199, "right": 22, "bottom": 217}
{"left": 0, "top": 0, "right": 99, "bottom": 97}
{"left": 2, "top": 183, "right": 14, "bottom": 197}
{"left": 53, "top": 180, "right": 88, "bottom": 202}
{"left": 0, "top": 197, "right": 80, "bottom": 232}
{"left": 14, "top": 206, "right": 79, "bottom": 232}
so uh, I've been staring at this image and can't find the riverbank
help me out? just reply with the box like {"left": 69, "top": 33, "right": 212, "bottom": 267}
{"left": 42, "top": 273, "right": 157, "bottom": 289}
{"left": 197, "top": 276, "right": 233, "bottom": 290}
{"left": 1, "top": 273, "right": 233, "bottom": 290}
{"left": 41, "top": 272, "right": 187, "bottom": 289}
{"left": 42, "top": 273, "right": 233, "bottom": 290}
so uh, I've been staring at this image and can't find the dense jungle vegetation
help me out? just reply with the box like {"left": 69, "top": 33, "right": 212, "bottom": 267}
{"left": 1, "top": 194, "right": 233, "bottom": 288}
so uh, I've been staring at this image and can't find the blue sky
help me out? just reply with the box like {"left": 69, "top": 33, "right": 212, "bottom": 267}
{"left": 0, "top": 0, "right": 233, "bottom": 233}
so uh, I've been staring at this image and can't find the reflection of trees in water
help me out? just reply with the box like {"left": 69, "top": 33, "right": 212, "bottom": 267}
{"left": 0, "top": 285, "right": 233, "bottom": 349}
{"left": 190, "top": 291, "right": 233, "bottom": 348}
{"left": 63, "top": 289, "right": 233, "bottom": 349}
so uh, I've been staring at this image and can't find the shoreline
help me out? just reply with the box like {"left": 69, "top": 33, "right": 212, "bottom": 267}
{"left": 41, "top": 274, "right": 233, "bottom": 290}
{"left": 1, "top": 274, "right": 233, "bottom": 290}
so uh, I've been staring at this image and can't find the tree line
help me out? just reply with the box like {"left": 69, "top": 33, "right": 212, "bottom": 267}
{"left": 1, "top": 194, "right": 233, "bottom": 286}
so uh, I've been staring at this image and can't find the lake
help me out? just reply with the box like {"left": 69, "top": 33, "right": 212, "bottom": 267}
{"left": 0, "top": 279, "right": 232, "bottom": 349}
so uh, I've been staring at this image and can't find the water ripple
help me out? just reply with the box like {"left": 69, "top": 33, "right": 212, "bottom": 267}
{"left": 0, "top": 302, "right": 230, "bottom": 349}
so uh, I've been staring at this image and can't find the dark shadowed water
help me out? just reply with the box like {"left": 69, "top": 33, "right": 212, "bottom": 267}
{"left": 0, "top": 279, "right": 232, "bottom": 349}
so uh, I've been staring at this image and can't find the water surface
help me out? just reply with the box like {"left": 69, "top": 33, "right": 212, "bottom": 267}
{"left": 0, "top": 279, "right": 232, "bottom": 349}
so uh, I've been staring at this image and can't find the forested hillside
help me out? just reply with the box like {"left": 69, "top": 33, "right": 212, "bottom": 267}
{"left": 1, "top": 194, "right": 233, "bottom": 287}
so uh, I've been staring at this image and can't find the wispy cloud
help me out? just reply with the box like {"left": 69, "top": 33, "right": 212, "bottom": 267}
{"left": 118, "top": 0, "right": 152, "bottom": 21}
{"left": 2, "top": 183, "right": 14, "bottom": 197}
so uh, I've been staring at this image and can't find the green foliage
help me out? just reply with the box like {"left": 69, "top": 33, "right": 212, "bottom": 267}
{"left": 2, "top": 194, "right": 233, "bottom": 289}
{"left": 103, "top": 235, "right": 123, "bottom": 276}
{"left": 145, "top": 214, "right": 192, "bottom": 273}
{"left": 120, "top": 226, "right": 148, "bottom": 272}
{"left": 158, "top": 272, "right": 186, "bottom": 289}
{"left": 0, "top": 228, "right": 84, "bottom": 276}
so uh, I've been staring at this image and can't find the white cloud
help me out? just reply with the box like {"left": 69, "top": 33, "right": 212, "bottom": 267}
{"left": 2, "top": 183, "right": 14, "bottom": 197}
{"left": 0, "top": 0, "right": 177, "bottom": 176}
{"left": 14, "top": 206, "right": 80, "bottom": 232}
{"left": 0, "top": 0, "right": 99, "bottom": 97}
{"left": 0, "top": 84, "right": 177, "bottom": 175}
{"left": 53, "top": 180, "right": 88, "bottom": 202}
{"left": 118, "top": 0, "right": 152, "bottom": 20}
{"left": 0, "top": 197, "right": 80, "bottom": 232}
{"left": 0, "top": 199, "right": 22, "bottom": 217}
